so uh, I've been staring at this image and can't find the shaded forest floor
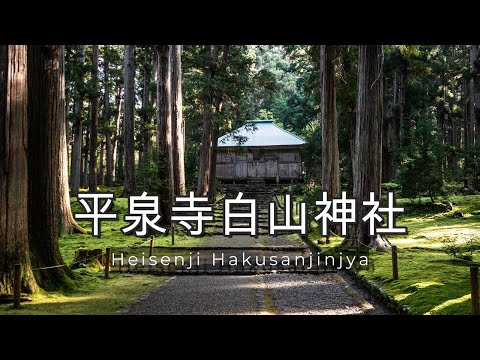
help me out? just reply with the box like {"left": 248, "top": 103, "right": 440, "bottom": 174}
{"left": 303, "top": 194, "right": 480, "bottom": 315}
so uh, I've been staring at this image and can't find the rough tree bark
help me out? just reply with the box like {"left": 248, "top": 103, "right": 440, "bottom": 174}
{"left": 344, "top": 45, "right": 391, "bottom": 251}
{"left": 382, "top": 52, "right": 406, "bottom": 182}
{"left": 340, "top": 51, "right": 356, "bottom": 191}
{"left": 81, "top": 124, "right": 89, "bottom": 187}
{"left": 469, "top": 45, "right": 478, "bottom": 188}
{"left": 437, "top": 72, "right": 447, "bottom": 180}
{"left": 88, "top": 45, "right": 99, "bottom": 192}
{"left": 208, "top": 45, "right": 230, "bottom": 202}
{"left": 28, "top": 45, "right": 84, "bottom": 290}
{"left": 111, "top": 85, "right": 122, "bottom": 183}
{"left": 320, "top": 45, "right": 341, "bottom": 199}
{"left": 104, "top": 45, "right": 113, "bottom": 187}
{"left": 463, "top": 45, "right": 478, "bottom": 188}
{"left": 0, "top": 45, "right": 37, "bottom": 295}
{"left": 171, "top": 45, "right": 186, "bottom": 196}
{"left": 209, "top": 126, "right": 220, "bottom": 203}
{"left": 467, "top": 45, "right": 477, "bottom": 149}
{"left": 65, "top": 73, "right": 70, "bottom": 156}
{"left": 123, "top": 45, "right": 136, "bottom": 196}
{"left": 157, "top": 45, "right": 173, "bottom": 223}
{"left": 98, "top": 139, "right": 105, "bottom": 185}
{"left": 197, "top": 45, "right": 220, "bottom": 197}
{"left": 70, "top": 45, "right": 85, "bottom": 197}
{"left": 447, "top": 112, "right": 458, "bottom": 176}
{"left": 141, "top": 47, "right": 152, "bottom": 192}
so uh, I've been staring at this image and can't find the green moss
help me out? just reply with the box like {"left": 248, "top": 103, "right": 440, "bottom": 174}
{"left": 301, "top": 193, "right": 480, "bottom": 315}
{"left": 356, "top": 248, "right": 475, "bottom": 315}
{"left": 0, "top": 270, "right": 166, "bottom": 315}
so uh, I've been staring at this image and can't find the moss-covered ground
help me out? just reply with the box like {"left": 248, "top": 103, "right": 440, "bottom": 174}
{"left": 299, "top": 194, "right": 480, "bottom": 315}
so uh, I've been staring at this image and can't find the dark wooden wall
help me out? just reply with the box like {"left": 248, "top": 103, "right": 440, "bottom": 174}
{"left": 216, "top": 147, "right": 302, "bottom": 181}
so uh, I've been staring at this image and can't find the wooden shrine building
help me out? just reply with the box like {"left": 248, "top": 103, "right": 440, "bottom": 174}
{"left": 216, "top": 120, "right": 305, "bottom": 183}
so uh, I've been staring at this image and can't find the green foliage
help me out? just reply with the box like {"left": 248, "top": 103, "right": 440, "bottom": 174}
{"left": 258, "top": 109, "right": 273, "bottom": 119}
{"left": 382, "top": 182, "right": 401, "bottom": 192}
{"left": 301, "top": 119, "right": 322, "bottom": 181}
{"left": 442, "top": 235, "right": 477, "bottom": 261}
{"left": 247, "top": 45, "right": 316, "bottom": 135}
{"left": 182, "top": 45, "right": 254, "bottom": 186}
{"left": 136, "top": 147, "right": 169, "bottom": 195}
{"left": 397, "top": 111, "right": 447, "bottom": 201}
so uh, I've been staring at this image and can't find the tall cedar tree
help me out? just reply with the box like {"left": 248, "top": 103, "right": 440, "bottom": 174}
{"left": 348, "top": 45, "right": 391, "bottom": 250}
{"left": 157, "top": 45, "right": 173, "bottom": 223}
{"left": 0, "top": 45, "right": 37, "bottom": 295}
{"left": 208, "top": 45, "right": 230, "bottom": 202}
{"left": 382, "top": 49, "right": 406, "bottom": 182}
{"left": 172, "top": 45, "right": 186, "bottom": 195}
{"left": 196, "top": 45, "right": 218, "bottom": 197}
{"left": 139, "top": 46, "right": 153, "bottom": 191}
{"left": 111, "top": 82, "right": 122, "bottom": 183}
{"left": 28, "top": 45, "right": 84, "bottom": 290}
{"left": 89, "top": 45, "right": 99, "bottom": 192}
{"left": 123, "top": 45, "right": 136, "bottom": 196}
{"left": 104, "top": 45, "right": 114, "bottom": 187}
{"left": 320, "top": 45, "right": 341, "bottom": 201}
{"left": 70, "top": 45, "right": 85, "bottom": 197}
{"left": 465, "top": 45, "right": 478, "bottom": 187}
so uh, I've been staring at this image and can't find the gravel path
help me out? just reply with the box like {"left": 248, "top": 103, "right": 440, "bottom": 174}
{"left": 123, "top": 273, "right": 386, "bottom": 315}
{"left": 263, "top": 273, "right": 366, "bottom": 315}
{"left": 125, "top": 275, "right": 260, "bottom": 315}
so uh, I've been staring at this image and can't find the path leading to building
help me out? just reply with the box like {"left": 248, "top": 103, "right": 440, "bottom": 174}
{"left": 121, "top": 185, "right": 391, "bottom": 315}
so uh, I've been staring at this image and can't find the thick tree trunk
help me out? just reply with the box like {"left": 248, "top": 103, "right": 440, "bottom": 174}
{"left": 88, "top": 45, "right": 99, "bottom": 192}
{"left": 0, "top": 45, "right": 37, "bottom": 295}
{"left": 448, "top": 88, "right": 460, "bottom": 178}
{"left": 197, "top": 45, "right": 219, "bottom": 197}
{"left": 105, "top": 134, "right": 112, "bottom": 186}
{"left": 197, "top": 95, "right": 212, "bottom": 197}
{"left": 207, "top": 46, "right": 229, "bottom": 202}
{"left": 341, "top": 53, "right": 356, "bottom": 192}
{"left": 437, "top": 72, "right": 448, "bottom": 181}
{"left": 467, "top": 45, "right": 477, "bottom": 149}
{"left": 464, "top": 45, "right": 478, "bottom": 187}
{"left": 447, "top": 114, "right": 458, "bottom": 176}
{"left": 344, "top": 45, "right": 391, "bottom": 251}
{"left": 141, "top": 48, "right": 151, "bottom": 192}
{"left": 209, "top": 126, "right": 220, "bottom": 202}
{"left": 111, "top": 85, "right": 122, "bottom": 184}
{"left": 171, "top": 45, "right": 186, "bottom": 196}
{"left": 81, "top": 122, "right": 89, "bottom": 187}
{"left": 104, "top": 45, "right": 113, "bottom": 187}
{"left": 65, "top": 84, "right": 70, "bottom": 165}
{"left": 98, "top": 139, "right": 105, "bottom": 185}
{"left": 70, "top": 46, "right": 85, "bottom": 197}
{"left": 383, "top": 54, "right": 406, "bottom": 182}
{"left": 157, "top": 45, "right": 173, "bottom": 223}
{"left": 470, "top": 45, "right": 479, "bottom": 188}
{"left": 320, "top": 45, "right": 341, "bottom": 199}
{"left": 123, "top": 45, "right": 136, "bottom": 196}
{"left": 28, "top": 45, "right": 84, "bottom": 290}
